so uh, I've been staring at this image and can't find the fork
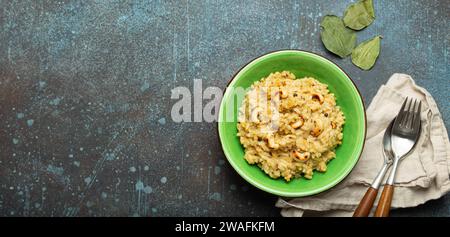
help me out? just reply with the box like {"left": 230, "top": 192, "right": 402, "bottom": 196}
{"left": 374, "top": 97, "right": 422, "bottom": 217}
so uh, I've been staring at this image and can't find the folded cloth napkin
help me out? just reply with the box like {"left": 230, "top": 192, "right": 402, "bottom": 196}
{"left": 276, "top": 73, "right": 450, "bottom": 217}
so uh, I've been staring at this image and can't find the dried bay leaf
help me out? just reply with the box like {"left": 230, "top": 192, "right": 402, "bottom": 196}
{"left": 351, "top": 35, "right": 382, "bottom": 70}
{"left": 320, "top": 15, "right": 357, "bottom": 58}
{"left": 343, "top": 0, "right": 375, "bottom": 30}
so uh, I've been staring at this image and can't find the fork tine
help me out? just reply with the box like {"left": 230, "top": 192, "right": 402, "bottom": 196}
{"left": 407, "top": 100, "right": 417, "bottom": 129}
{"left": 396, "top": 97, "right": 408, "bottom": 126}
{"left": 399, "top": 97, "right": 408, "bottom": 112}
{"left": 401, "top": 98, "right": 412, "bottom": 127}
{"left": 413, "top": 100, "right": 422, "bottom": 130}
{"left": 418, "top": 100, "right": 422, "bottom": 114}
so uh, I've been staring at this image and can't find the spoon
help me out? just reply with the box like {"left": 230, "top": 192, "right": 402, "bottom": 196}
{"left": 353, "top": 118, "right": 395, "bottom": 217}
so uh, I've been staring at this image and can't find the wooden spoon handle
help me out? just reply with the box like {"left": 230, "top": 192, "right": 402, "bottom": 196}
{"left": 353, "top": 187, "right": 378, "bottom": 217}
{"left": 374, "top": 185, "right": 394, "bottom": 217}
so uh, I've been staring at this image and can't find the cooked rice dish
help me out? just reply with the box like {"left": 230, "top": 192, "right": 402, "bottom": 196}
{"left": 237, "top": 71, "right": 345, "bottom": 181}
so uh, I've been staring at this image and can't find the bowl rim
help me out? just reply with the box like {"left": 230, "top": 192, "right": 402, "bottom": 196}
{"left": 217, "top": 49, "right": 367, "bottom": 197}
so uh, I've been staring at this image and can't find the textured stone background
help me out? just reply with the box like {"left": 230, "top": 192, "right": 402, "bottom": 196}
{"left": 0, "top": 0, "right": 448, "bottom": 216}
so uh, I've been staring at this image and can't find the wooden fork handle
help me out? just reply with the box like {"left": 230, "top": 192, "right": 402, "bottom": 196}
{"left": 353, "top": 187, "right": 378, "bottom": 217}
{"left": 374, "top": 185, "right": 394, "bottom": 217}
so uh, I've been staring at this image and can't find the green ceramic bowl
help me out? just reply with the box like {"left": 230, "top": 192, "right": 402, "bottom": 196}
{"left": 218, "top": 50, "right": 366, "bottom": 197}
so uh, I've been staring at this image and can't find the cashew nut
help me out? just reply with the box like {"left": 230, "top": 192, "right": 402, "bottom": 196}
{"left": 312, "top": 93, "right": 324, "bottom": 104}
{"left": 291, "top": 118, "right": 304, "bottom": 129}
{"left": 310, "top": 120, "right": 323, "bottom": 137}
{"left": 293, "top": 150, "right": 310, "bottom": 161}
{"left": 331, "top": 121, "right": 337, "bottom": 129}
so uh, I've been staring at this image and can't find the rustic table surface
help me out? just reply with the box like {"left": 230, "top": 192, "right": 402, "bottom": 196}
{"left": 0, "top": 0, "right": 448, "bottom": 216}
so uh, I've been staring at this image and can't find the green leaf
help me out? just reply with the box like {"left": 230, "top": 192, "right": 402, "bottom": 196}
{"left": 343, "top": 0, "right": 375, "bottom": 30}
{"left": 320, "top": 15, "right": 357, "bottom": 58}
{"left": 351, "top": 35, "right": 382, "bottom": 70}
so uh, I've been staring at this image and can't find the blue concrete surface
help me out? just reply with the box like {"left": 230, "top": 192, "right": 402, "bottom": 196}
{"left": 0, "top": 0, "right": 448, "bottom": 216}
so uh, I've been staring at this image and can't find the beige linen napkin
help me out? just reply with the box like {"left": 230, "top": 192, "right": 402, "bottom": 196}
{"left": 276, "top": 73, "right": 450, "bottom": 217}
